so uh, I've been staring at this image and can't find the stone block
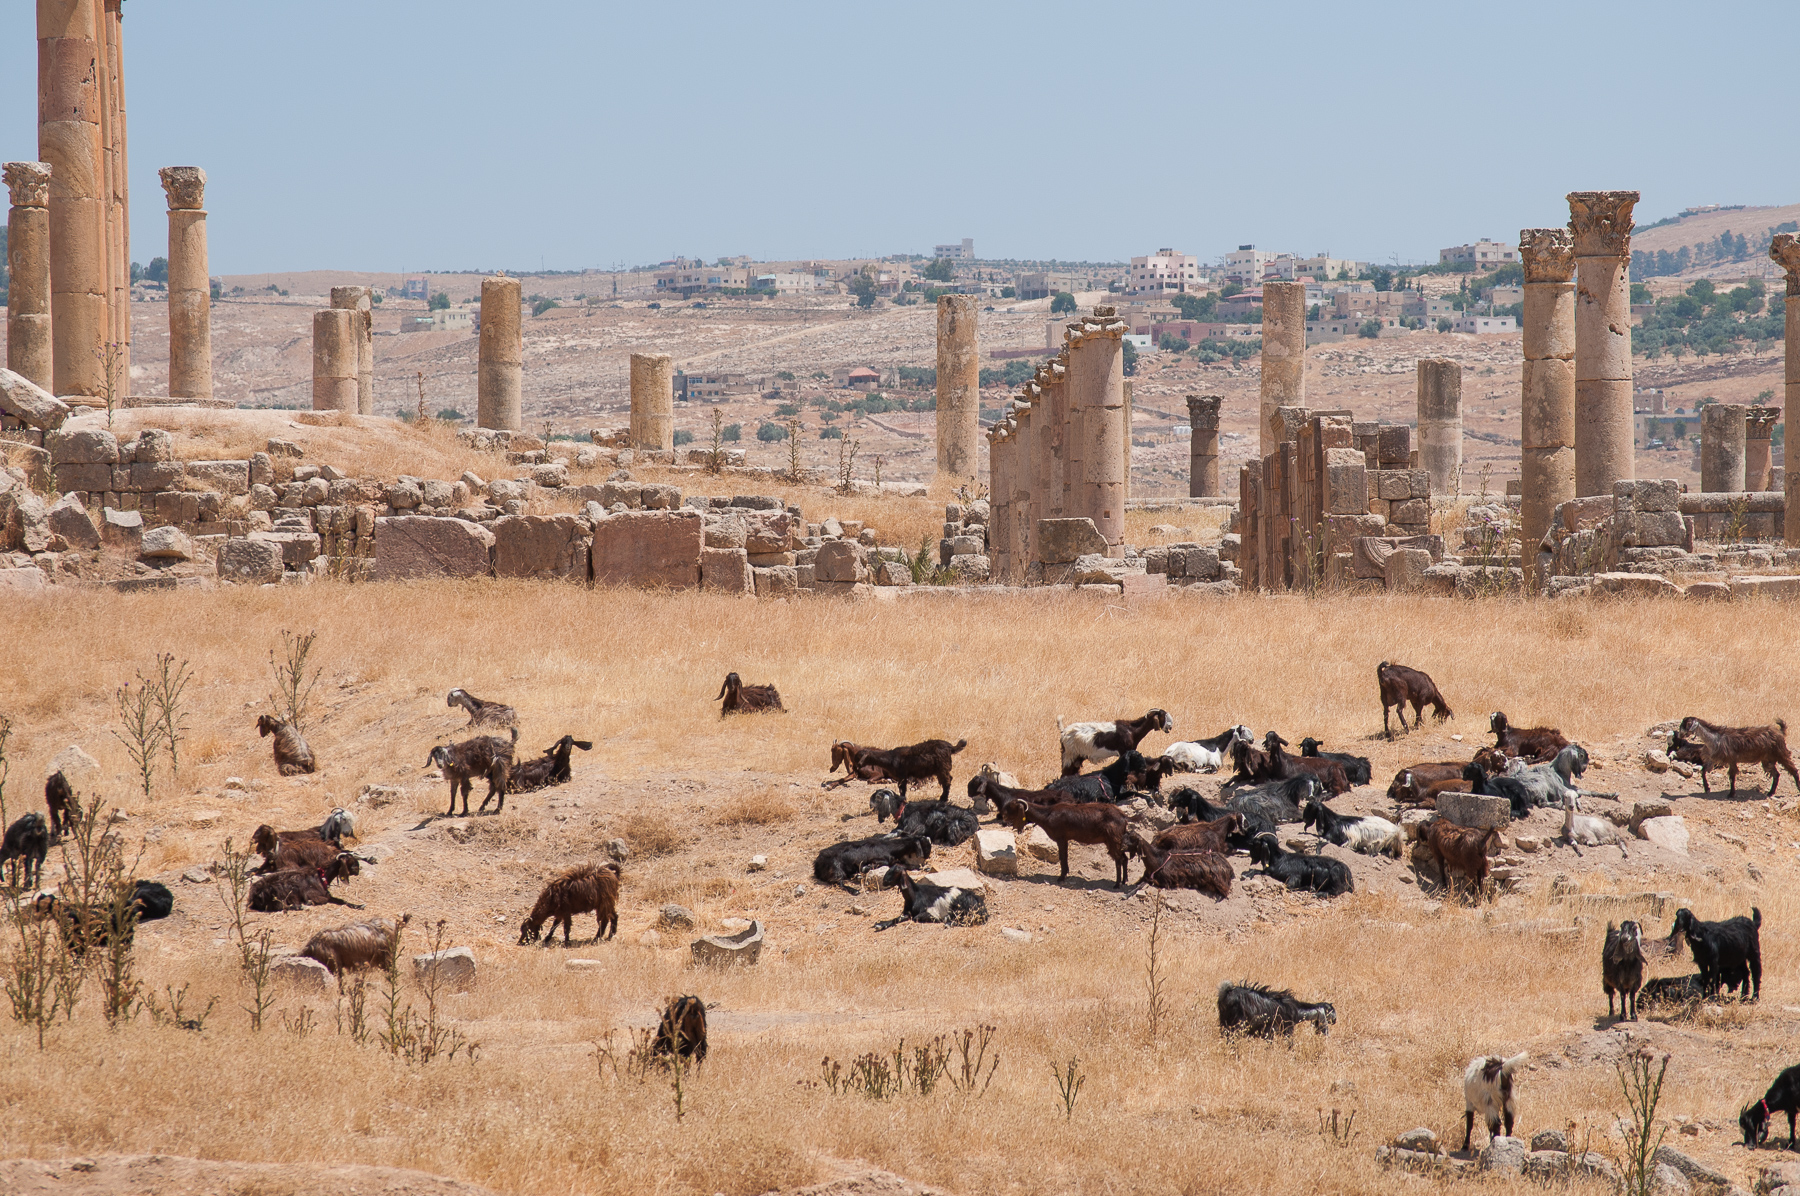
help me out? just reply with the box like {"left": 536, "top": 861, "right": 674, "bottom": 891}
{"left": 46, "top": 493, "right": 99, "bottom": 549}
{"left": 705, "top": 517, "right": 746, "bottom": 549}
{"left": 752, "top": 565, "right": 799, "bottom": 598}
{"left": 746, "top": 551, "right": 794, "bottom": 568}
{"left": 1592, "top": 572, "right": 1681, "bottom": 599}
{"left": 251, "top": 530, "right": 322, "bottom": 569}
{"left": 129, "top": 462, "right": 184, "bottom": 492}
{"left": 639, "top": 483, "right": 680, "bottom": 509}
{"left": 1438, "top": 793, "right": 1510, "bottom": 829}
{"left": 46, "top": 427, "right": 119, "bottom": 465}
{"left": 1325, "top": 462, "right": 1368, "bottom": 514}
{"left": 139, "top": 525, "right": 193, "bottom": 561}
{"left": 492, "top": 514, "right": 591, "bottom": 581}
{"left": 248, "top": 452, "right": 274, "bottom": 487}
{"left": 0, "top": 567, "right": 46, "bottom": 595}
{"left": 1035, "top": 517, "right": 1108, "bottom": 563}
{"left": 1021, "top": 825, "right": 1059, "bottom": 861}
{"left": 742, "top": 510, "right": 798, "bottom": 554}
{"left": 1375, "top": 471, "right": 1411, "bottom": 501}
{"left": 947, "top": 534, "right": 984, "bottom": 557}
{"left": 1480, "top": 1137, "right": 1527, "bottom": 1174}
{"left": 1615, "top": 510, "right": 1685, "bottom": 547}
{"left": 1390, "top": 498, "right": 1431, "bottom": 525}
{"left": 100, "top": 506, "right": 143, "bottom": 550}
{"left": 216, "top": 537, "right": 285, "bottom": 584}
{"left": 529, "top": 463, "right": 567, "bottom": 489}
{"left": 1730, "top": 575, "right": 1800, "bottom": 601}
{"left": 590, "top": 510, "right": 702, "bottom": 589}
{"left": 949, "top": 554, "right": 992, "bottom": 584}
{"left": 1121, "top": 572, "right": 1167, "bottom": 599}
{"left": 1615, "top": 479, "right": 1681, "bottom": 513}
{"left": 1384, "top": 547, "right": 1434, "bottom": 593}
{"left": 730, "top": 494, "right": 784, "bottom": 510}
{"left": 374, "top": 516, "right": 495, "bottom": 581}
{"left": 814, "top": 539, "right": 869, "bottom": 583}
{"left": 701, "top": 546, "right": 753, "bottom": 594}
{"left": 1376, "top": 424, "right": 1411, "bottom": 464}
{"left": 975, "top": 828, "right": 1018, "bottom": 875}
{"left": 875, "top": 560, "right": 912, "bottom": 586}
{"left": 186, "top": 460, "right": 249, "bottom": 495}
{"left": 690, "top": 921, "right": 765, "bottom": 966}
{"left": 0, "top": 368, "right": 72, "bottom": 430}
{"left": 796, "top": 563, "right": 815, "bottom": 588}
{"left": 599, "top": 481, "right": 642, "bottom": 508}
{"left": 270, "top": 955, "right": 332, "bottom": 992}
{"left": 411, "top": 946, "right": 476, "bottom": 992}
{"left": 53, "top": 462, "right": 112, "bottom": 494}
{"left": 810, "top": 580, "right": 872, "bottom": 599}
{"left": 1322, "top": 513, "right": 1386, "bottom": 554}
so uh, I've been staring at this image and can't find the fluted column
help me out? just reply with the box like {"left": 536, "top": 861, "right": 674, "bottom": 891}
{"left": 1772, "top": 234, "right": 1800, "bottom": 543}
{"left": 101, "top": 0, "right": 127, "bottom": 388}
{"left": 1416, "top": 358, "right": 1463, "bottom": 494}
{"left": 477, "top": 275, "right": 522, "bottom": 431}
{"left": 1568, "top": 191, "right": 1639, "bottom": 496}
{"left": 1066, "top": 306, "right": 1126, "bottom": 551}
{"left": 40, "top": 0, "right": 107, "bottom": 398}
{"left": 1011, "top": 394, "right": 1036, "bottom": 566}
{"left": 1746, "top": 407, "right": 1778, "bottom": 492}
{"left": 330, "top": 286, "right": 373, "bottom": 414}
{"left": 311, "top": 309, "right": 357, "bottom": 412}
{"left": 1187, "top": 395, "right": 1221, "bottom": 497}
{"left": 935, "top": 295, "right": 978, "bottom": 480}
{"left": 1700, "top": 404, "right": 1748, "bottom": 494}
{"left": 628, "top": 352, "right": 673, "bottom": 452}
{"left": 160, "top": 167, "right": 210, "bottom": 399}
{"left": 1259, "top": 280, "right": 1307, "bottom": 455}
{"left": 5, "top": 162, "right": 54, "bottom": 390}
{"left": 1520, "top": 228, "right": 1576, "bottom": 581}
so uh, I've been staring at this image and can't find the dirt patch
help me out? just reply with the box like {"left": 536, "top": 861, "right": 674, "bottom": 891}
{"left": 0, "top": 1154, "right": 499, "bottom": 1196}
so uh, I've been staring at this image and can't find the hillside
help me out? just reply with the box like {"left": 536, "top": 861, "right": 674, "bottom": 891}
{"left": 1630, "top": 202, "right": 1800, "bottom": 281}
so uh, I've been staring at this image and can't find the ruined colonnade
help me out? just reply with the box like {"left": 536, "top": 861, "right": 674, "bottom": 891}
{"left": 310, "top": 309, "right": 357, "bottom": 412}
{"left": 1259, "top": 281, "right": 1306, "bottom": 455}
{"left": 330, "top": 286, "right": 374, "bottom": 414}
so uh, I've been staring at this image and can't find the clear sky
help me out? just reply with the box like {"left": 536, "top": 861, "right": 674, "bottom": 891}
{"left": 4, "top": 1, "right": 1796, "bottom": 275}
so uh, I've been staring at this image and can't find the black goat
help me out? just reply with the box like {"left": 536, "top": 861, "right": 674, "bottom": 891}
{"left": 1, "top": 813, "right": 49, "bottom": 888}
{"left": 507, "top": 735, "right": 593, "bottom": 793}
{"left": 1742, "top": 1064, "right": 1800, "bottom": 1150}
{"left": 1603, "top": 920, "right": 1645, "bottom": 1021}
{"left": 812, "top": 834, "right": 931, "bottom": 890}
{"left": 1262, "top": 732, "right": 1352, "bottom": 795}
{"left": 1247, "top": 832, "right": 1353, "bottom": 897}
{"left": 44, "top": 771, "right": 72, "bottom": 840}
{"left": 1221, "top": 775, "right": 1324, "bottom": 825}
{"left": 870, "top": 788, "right": 903, "bottom": 823}
{"left": 893, "top": 799, "right": 979, "bottom": 847}
{"left": 872, "top": 869, "right": 989, "bottom": 931}
{"left": 1297, "top": 738, "right": 1372, "bottom": 786}
{"left": 1048, "top": 749, "right": 1165, "bottom": 803}
{"left": 1639, "top": 974, "right": 1712, "bottom": 1010}
{"left": 247, "top": 854, "right": 364, "bottom": 912}
{"left": 1462, "top": 761, "right": 1538, "bottom": 819}
{"left": 1166, "top": 788, "right": 1275, "bottom": 851}
{"left": 1668, "top": 907, "right": 1761, "bottom": 1001}
{"left": 1217, "top": 980, "right": 1336, "bottom": 1038}
{"left": 428, "top": 729, "right": 517, "bottom": 816}
{"left": 132, "top": 880, "right": 174, "bottom": 922}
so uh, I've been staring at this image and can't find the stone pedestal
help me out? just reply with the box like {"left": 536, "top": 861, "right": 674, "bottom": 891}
{"left": 935, "top": 295, "right": 978, "bottom": 479}
{"left": 1772, "top": 234, "right": 1800, "bottom": 543}
{"left": 4, "top": 162, "right": 53, "bottom": 391}
{"left": 1569, "top": 191, "right": 1639, "bottom": 497}
{"left": 311, "top": 309, "right": 358, "bottom": 412}
{"left": 40, "top": 0, "right": 107, "bottom": 399}
{"left": 160, "top": 167, "right": 211, "bottom": 400}
{"left": 1700, "top": 404, "right": 1748, "bottom": 493}
{"left": 1187, "top": 395, "right": 1221, "bottom": 496}
{"left": 478, "top": 275, "right": 522, "bottom": 431}
{"left": 1260, "top": 281, "right": 1307, "bottom": 454}
{"left": 629, "top": 352, "right": 673, "bottom": 452}
{"left": 1745, "top": 408, "right": 1778, "bottom": 492}
{"left": 330, "top": 286, "right": 373, "bottom": 414}
{"left": 1416, "top": 358, "right": 1462, "bottom": 495}
{"left": 1520, "top": 228, "right": 1576, "bottom": 584}
{"left": 1066, "top": 307, "right": 1126, "bottom": 551}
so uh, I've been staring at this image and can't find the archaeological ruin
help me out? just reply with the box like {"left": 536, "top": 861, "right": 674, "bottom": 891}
{"left": 161, "top": 167, "right": 210, "bottom": 401}
{"left": 935, "top": 295, "right": 978, "bottom": 480}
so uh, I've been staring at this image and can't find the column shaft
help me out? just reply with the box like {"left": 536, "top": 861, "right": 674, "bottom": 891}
{"left": 1416, "top": 357, "right": 1463, "bottom": 494}
{"left": 935, "top": 295, "right": 978, "bottom": 479}
{"left": 40, "top": 0, "right": 107, "bottom": 398}
{"left": 329, "top": 286, "right": 373, "bottom": 414}
{"left": 1066, "top": 307, "right": 1125, "bottom": 550}
{"left": 1519, "top": 227, "right": 1577, "bottom": 578}
{"left": 1569, "top": 191, "right": 1639, "bottom": 496}
{"left": 1745, "top": 409, "right": 1777, "bottom": 492}
{"left": 4, "top": 163, "right": 54, "bottom": 390}
{"left": 1700, "top": 404, "right": 1748, "bottom": 493}
{"left": 161, "top": 167, "right": 210, "bottom": 399}
{"left": 1012, "top": 400, "right": 1035, "bottom": 567}
{"left": 477, "top": 275, "right": 522, "bottom": 430}
{"left": 629, "top": 353, "right": 674, "bottom": 452}
{"left": 1771, "top": 234, "right": 1800, "bottom": 543}
{"left": 1259, "top": 281, "right": 1306, "bottom": 454}
{"left": 311, "top": 309, "right": 357, "bottom": 412}
{"left": 1186, "top": 395, "right": 1221, "bottom": 497}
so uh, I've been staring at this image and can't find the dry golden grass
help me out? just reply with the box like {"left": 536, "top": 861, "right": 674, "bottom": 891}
{"left": 712, "top": 786, "right": 798, "bottom": 827}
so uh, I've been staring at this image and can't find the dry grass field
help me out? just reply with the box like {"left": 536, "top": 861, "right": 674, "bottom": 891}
{"left": 1, "top": 584, "right": 1798, "bottom": 1195}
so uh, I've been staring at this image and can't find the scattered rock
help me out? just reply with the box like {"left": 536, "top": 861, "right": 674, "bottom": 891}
{"left": 1021, "top": 825, "right": 1059, "bottom": 861}
{"left": 1515, "top": 835, "right": 1541, "bottom": 853}
{"left": 605, "top": 838, "right": 630, "bottom": 863}
{"left": 1639, "top": 816, "right": 1690, "bottom": 855}
{"left": 975, "top": 828, "right": 1018, "bottom": 875}
{"left": 658, "top": 904, "right": 696, "bottom": 931}
{"left": 269, "top": 955, "right": 331, "bottom": 993}
{"left": 1479, "top": 1137, "right": 1527, "bottom": 1173}
{"left": 49, "top": 745, "right": 100, "bottom": 794}
{"left": 637, "top": 929, "right": 662, "bottom": 947}
{"left": 188, "top": 810, "right": 220, "bottom": 829}
{"left": 358, "top": 784, "right": 403, "bottom": 807}
{"left": 1393, "top": 1128, "right": 1440, "bottom": 1154}
{"left": 180, "top": 868, "right": 212, "bottom": 884}
{"left": 748, "top": 855, "right": 768, "bottom": 872}
{"left": 1645, "top": 750, "right": 1672, "bottom": 773}
{"left": 1631, "top": 799, "right": 1675, "bottom": 832}
{"left": 921, "top": 867, "right": 989, "bottom": 895}
{"left": 1652, "top": 1162, "right": 1692, "bottom": 1195}
{"left": 566, "top": 959, "right": 605, "bottom": 971}
{"left": 1655, "top": 1146, "right": 1730, "bottom": 1190}
{"left": 690, "top": 920, "right": 764, "bottom": 966}
{"left": 46, "top": 493, "right": 99, "bottom": 550}
{"left": 1000, "top": 927, "right": 1032, "bottom": 944}
{"left": 1530, "top": 1130, "right": 1567, "bottom": 1153}
{"left": 139, "top": 525, "right": 193, "bottom": 561}
{"left": 412, "top": 947, "right": 476, "bottom": 991}
{"left": 1671, "top": 761, "right": 1697, "bottom": 778}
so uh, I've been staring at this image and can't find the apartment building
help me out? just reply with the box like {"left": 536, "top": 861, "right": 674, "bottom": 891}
{"left": 1127, "top": 249, "right": 1202, "bottom": 295}
{"left": 933, "top": 238, "right": 975, "bottom": 261}
{"left": 1439, "top": 240, "right": 1519, "bottom": 268}
{"left": 654, "top": 263, "right": 751, "bottom": 295}
{"left": 1221, "top": 245, "right": 1276, "bottom": 283}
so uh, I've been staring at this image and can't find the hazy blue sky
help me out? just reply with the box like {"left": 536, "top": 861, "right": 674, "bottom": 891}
{"left": 4, "top": 1, "right": 1796, "bottom": 275}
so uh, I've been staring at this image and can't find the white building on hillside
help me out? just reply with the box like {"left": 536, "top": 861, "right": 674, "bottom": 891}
{"left": 933, "top": 238, "right": 975, "bottom": 261}
{"left": 1127, "top": 248, "right": 1201, "bottom": 295}
{"left": 1440, "top": 240, "right": 1519, "bottom": 268}
{"left": 1221, "top": 245, "right": 1277, "bottom": 283}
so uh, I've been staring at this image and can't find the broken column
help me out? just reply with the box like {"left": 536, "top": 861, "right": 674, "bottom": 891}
{"left": 1187, "top": 395, "right": 1221, "bottom": 497}
{"left": 987, "top": 420, "right": 1012, "bottom": 579}
{"left": 1519, "top": 228, "right": 1577, "bottom": 581}
{"left": 1259, "top": 281, "right": 1307, "bottom": 455}
{"left": 310, "top": 309, "right": 358, "bottom": 412}
{"left": 935, "top": 295, "right": 978, "bottom": 480}
{"left": 1011, "top": 394, "right": 1036, "bottom": 566}
{"left": 1568, "top": 191, "right": 1639, "bottom": 496}
{"left": 1416, "top": 358, "right": 1462, "bottom": 494}
{"left": 4, "top": 162, "right": 53, "bottom": 390}
{"left": 40, "top": 0, "right": 107, "bottom": 399}
{"left": 1746, "top": 407, "right": 1779, "bottom": 492}
{"left": 160, "top": 167, "right": 210, "bottom": 399}
{"left": 1065, "top": 307, "right": 1126, "bottom": 553}
{"left": 329, "top": 286, "right": 373, "bottom": 414}
{"left": 477, "top": 275, "right": 522, "bottom": 431}
{"left": 1043, "top": 356, "right": 1070, "bottom": 519}
{"left": 629, "top": 353, "right": 674, "bottom": 453}
{"left": 1700, "top": 404, "right": 1748, "bottom": 493}
{"left": 1773, "top": 233, "right": 1800, "bottom": 543}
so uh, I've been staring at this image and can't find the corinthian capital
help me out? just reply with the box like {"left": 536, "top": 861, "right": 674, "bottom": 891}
{"left": 1771, "top": 233, "right": 1800, "bottom": 297}
{"left": 159, "top": 166, "right": 207, "bottom": 211}
{"left": 1566, "top": 191, "right": 1639, "bottom": 257}
{"left": 1518, "top": 228, "right": 1574, "bottom": 284}
{"left": 1186, "top": 395, "right": 1222, "bottom": 430}
{"left": 3, "top": 161, "right": 51, "bottom": 208}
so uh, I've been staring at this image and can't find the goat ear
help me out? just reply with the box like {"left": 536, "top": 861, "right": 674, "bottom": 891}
{"left": 573, "top": 741, "right": 593, "bottom": 751}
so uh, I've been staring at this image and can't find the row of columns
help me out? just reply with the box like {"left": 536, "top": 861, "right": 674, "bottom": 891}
{"left": 1774, "top": 235, "right": 1800, "bottom": 544}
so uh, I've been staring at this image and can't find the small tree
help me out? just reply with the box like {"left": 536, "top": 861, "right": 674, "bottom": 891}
{"left": 114, "top": 671, "right": 168, "bottom": 802}
{"left": 849, "top": 272, "right": 878, "bottom": 308}
{"left": 268, "top": 630, "right": 323, "bottom": 732}
{"left": 146, "top": 256, "right": 169, "bottom": 284}
{"left": 756, "top": 421, "right": 788, "bottom": 443}
{"left": 1358, "top": 320, "right": 1382, "bottom": 339}
{"left": 1050, "top": 292, "right": 1076, "bottom": 314}
{"left": 429, "top": 292, "right": 450, "bottom": 311}
{"left": 923, "top": 257, "right": 955, "bottom": 283}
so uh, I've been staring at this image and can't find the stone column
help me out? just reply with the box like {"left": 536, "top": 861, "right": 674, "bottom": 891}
{"left": 101, "top": 0, "right": 127, "bottom": 387}
{"left": 1416, "top": 357, "right": 1463, "bottom": 494}
{"left": 1568, "top": 191, "right": 1639, "bottom": 496}
{"left": 40, "top": 0, "right": 107, "bottom": 398}
{"left": 311, "top": 309, "right": 357, "bottom": 412}
{"left": 477, "top": 275, "right": 522, "bottom": 431}
{"left": 4, "top": 162, "right": 54, "bottom": 390}
{"left": 330, "top": 286, "right": 373, "bottom": 414}
{"left": 1520, "top": 228, "right": 1576, "bottom": 580}
{"left": 935, "top": 295, "right": 978, "bottom": 479}
{"left": 1772, "top": 234, "right": 1800, "bottom": 542}
{"left": 1066, "top": 306, "right": 1126, "bottom": 551}
{"left": 1745, "top": 407, "right": 1778, "bottom": 492}
{"left": 1011, "top": 396, "right": 1036, "bottom": 566}
{"left": 987, "top": 422, "right": 1011, "bottom": 578}
{"left": 1700, "top": 404, "right": 1748, "bottom": 493}
{"left": 1123, "top": 378, "right": 1133, "bottom": 507}
{"left": 1259, "top": 280, "right": 1307, "bottom": 455}
{"left": 160, "top": 167, "right": 210, "bottom": 399}
{"left": 1187, "top": 395, "right": 1221, "bottom": 497}
{"left": 1043, "top": 356, "right": 1070, "bottom": 519}
{"left": 628, "top": 353, "right": 674, "bottom": 452}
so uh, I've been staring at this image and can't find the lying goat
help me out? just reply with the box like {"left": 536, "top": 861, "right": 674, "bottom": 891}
{"left": 1221, "top": 775, "right": 1324, "bottom": 825}
{"left": 1247, "top": 833, "right": 1353, "bottom": 897}
{"left": 1160, "top": 725, "right": 1252, "bottom": 774}
{"left": 716, "top": 672, "right": 783, "bottom": 715}
{"left": 247, "top": 853, "right": 363, "bottom": 912}
{"left": 1488, "top": 712, "right": 1568, "bottom": 763}
{"left": 891, "top": 798, "right": 980, "bottom": 847}
{"left": 1165, "top": 789, "right": 1274, "bottom": 851}
{"left": 1131, "top": 838, "right": 1233, "bottom": 900}
{"left": 1562, "top": 793, "right": 1628, "bottom": 857}
{"left": 1217, "top": 980, "right": 1335, "bottom": 1038}
{"left": 1297, "top": 738, "right": 1372, "bottom": 786}
{"left": 812, "top": 834, "right": 931, "bottom": 890}
{"left": 1302, "top": 800, "right": 1401, "bottom": 858}
{"left": 872, "top": 869, "right": 989, "bottom": 931}
{"left": 256, "top": 715, "right": 315, "bottom": 776}
{"left": 508, "top": 735, "right": 593, "bottom": 793}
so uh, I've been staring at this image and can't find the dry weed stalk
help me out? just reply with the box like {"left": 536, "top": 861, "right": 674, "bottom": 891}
{"left": 1051, "top": 1056, "right": 1085, "bottom": 1119}
{"left": 1145, "top": 890, "right": 1168, "bottom": 1043}
{"left": 835, "top": 435, "right": 859, "bottom": 495}
{"left": 1617, "top": 1050, "right": 1671, "bottom": 1196}
{"left": 150, "top": 653, "right": 193, "bottom": 777}
{"left": 268, "top": 629, "right": 322, "bottom": 731}
{"left": 707, "top": 408, "right": 726, "bottom": 474}
{"left": 0, "top": 710, "right": 12, "bottom": 828}
{"left": 785, "top": 416, "right": 802, "bottom": 480}
{"left": 114, "top": 671, "right": 167, "bottom": 802}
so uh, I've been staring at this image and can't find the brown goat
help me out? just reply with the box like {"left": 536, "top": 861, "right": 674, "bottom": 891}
{"left": 301, "top": 913, "right": 411, "bottom": 975}
{"left": 250, "top": 827, "right": 346, "bottom": 874}
{"left": 653, "top": 994, "right": 708, "bottom": 1062}
{"left": 1263, "top": 732, "right": 1352, "bottom": 795}
{"left": 447, "top": 687, "right": 518, "bottom": 730}
{"left": 1129, "top": 837, "right": 1234, "bottom": 900}
{"left": 829, "top": 738, "right": 965, "bottom": 800}
{"left": 717, "top": 672, "right": 784, "bottom": 715}
{"left": 823, "top": 741, "right": 895, "bottom": 790}
{"left": 1420, "top": 820, "right": 1502, "bottom": 902}
{"left": 1150, "top": 813, "right": 1244, "bottom": 858}
{"left": 1377, "top": 662, "right": 1454, "bottom": 738}
{"left": 1229, "top": 737, "right": 1277, "bottom": 784}
{"left": 999, "top": 796, "right": 1133, "bottom": 889}
{"left": 1387, "top": 762, "right": 1467, "bottom": 805}
{"left": 519, "top": 863, "right": 621, "bottom": 945}
{"left": 428, "top": 731, "right": 516, "bottom": 816}
{"left": 247, "top": 853, "right": 363, "bottom": 911}
{"left": 1677, "top": 716, "right": 1799, "bottom": 798}
{"left": 256, "top": 714, "right": 315, "bottom": 776}
{"left": 1487, "top": 712, "right": 1568, "bottom": 763}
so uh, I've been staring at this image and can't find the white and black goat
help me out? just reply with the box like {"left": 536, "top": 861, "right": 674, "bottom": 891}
{"left": 1057, "top": 709, "right": 1173, "bottom": 776}
{"left": 1301, "top": 799, "right": 1401, "bottom": 858}
{"left": 872, "top": 869, "right": 989, "bottom": 931}
{"left": 1160, "top": 725, "right": 1251, "bottom": 774}
{"left": 1462, "top": 1052, "right": 1528, "bottom": 1151}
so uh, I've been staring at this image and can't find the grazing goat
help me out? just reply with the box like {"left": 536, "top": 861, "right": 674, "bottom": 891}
{"left": 1247, "top": 833, "right": 1354, "bottom": 897}
{"left": 1302, "top": 800, "right": 1402, "bottom": 858}
{"left": 1131, "top": 838, "right": 1233, "bottom": 899}
{"left": 1217, "top": 981, "right": 1336, "bottom": 1038}
{"left": 872, "top": 869, "right": 989, "bottom": 931}
{"left": 824, "top": 741, "right": 895, "bottom": 790}
{"left": 1222, "top": 775, "right": 1324, "bottom": 825}
{"left": 831, "top": 739, "right": 965, "bottom": 800}
{"left": 428, "top": 730, "right": 516, "bottom": 816}
{"left": 247, "top": 853, "right": 363, "bottom": 912}
{"left": 43, "top": 771, "right": 71, "bottom": 839}
{"left": 1421, "top": 819, "right": 1502, "bottom": 900}
{"left": 1, "top": 813, "right": 49, "bottom": 888}
{"left": 256, "top": 714, "right": 316, "bottom": 776}
{"left": 507, "top": 735, "right": 593, "bottom": 793}
{"left": 1377, "top": 661, "right": 1453, "bottom": 737}
{"left": 301, "top": 913, "right": 411, "bottom": 975}
{"left": 812, "top": 834, "right": 931, "bottom": 890}
{"left": 1166, "top": 790, "right": 1274, "bottom": 851}
{"left": 1675, "top": 716, "right": 1799, "bottom": 799}
{"left": 999, "top": 797, "right": 1133, "bottom": 889}
{"left": 132, "top": 881, "right": 173, "bottom": 922}
{"left": 1741, "top": 1064, "right": 1800, "bottom": 1150}
{"left": 1298, "top": 738, "right": 1373, "bottom": 786}
{"left": 1262, "top": 732, "right": 1351, "bottom": 795}
{"left": 1058, "top": 709, "right": 1173, "bottom": 776}
{"left": 1561, "top": 794, "right": 1628, "bottom": 857}
{"left": 446, "top": 687, "right": 517, "bottom": 730}
{"left": 520, "top": 862, "right": 621, "bottom": 945}
{"left": 893, "top": 799, "right": 980, "bottom": 847}
{"left": 653, "top": 995, "right": 707, "bottom": 1063}
{"left": 716, "top": 672, "right": 784, "bottom": 715}
{"left": 1668, "top": 907, "right": 1762, "bottom": 1001}
{"left": 870, "top": 789, "right": 903, "bottom": 823}
{"left": 1488, "top": 712, "right": 1568, "bottom": 763}
{"left": 1462, "top": 1053, "right": 1528, "bottom": 1152}
{"left": 1602, "top": 921, "right": 1645, "bottom": 1022}
{"left": 1160, "top": 725, "right": 1252, "bottom": 774}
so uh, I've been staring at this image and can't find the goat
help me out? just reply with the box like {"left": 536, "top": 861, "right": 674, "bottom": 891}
{"left": 446, "top": 687, "right": 518, "bottom": 730}
{"left": 872, "top": 869, "right": 989, "bottom": 931}
{"left": 1217, "top": 980, "right": 1335, "bottom": 1038}
{"left": 256, "top": 714, "right": 316, "bottom": 776}
{"left": 1667, "top": 907, "right": 1761, "bottom": 1001}
{"left": 1488, "top": 712, "right": 1568, "bottom": 763}
{"left": 970, "top": 763, "right": 1020, "bottom": 814}
{"left": 812, "top": 834, "right": 931, "bottom": 890}
{"left": 716, "top": 671, "right": 784, "bottom": 715}
{"left": 1302, "top": 800, "right": 1402, "bottom": 858}
{"left": 1229, "top": 735, "right": 1276, "bottom": 784}
{"left": 1297, "top": 738, "right": 1373, "bottom": 786}
{"left": 1222, "top": 775, "right": 1324, "bottom": 825}
{"left": 1262, "top": 732, "right": 1351, "bottom": 795}
{"left": 251, "top": 826, "right": 350, "bottom": 875}
{"left": 0, "top": 813, "right": 49, "bottom": 888}
{"left": 1561, "top": 793, "right": 1628, "bottom": 857}
{"left": 1058, "top": 709, "right": 1173, "bottom": 776}
{"left": 652, "top": 995, "right": 708, "bottom": 1063}
{"left": 969, "top": 773, "right": 1090, "bottom": 814}
{"left": 893, "top": 799, "right": 980, "bottom": 847}
{"left": 1160, "top": 725, "right": 1252, "bottom": 774}
{"left": 428, "top": 729, "right": 517, "bottom": 816}
{"left": 246, "top": 853, "right": 363, "bottom": 912}
{"left": 132, "top": 880, "right": 173, "bottom": 922}
{"left": 300, "top": 913, "right": 411, "bottom": 975}
{"left": 1130, "top": 838, "right": 1233, "bottom": 899}
{"left": 823, "top": 741, "right": 895, "bottom": 790}
{"left": 1377, "top": 661, "right": 1453, "bottom": 737}
{"left": 1047, "top": 749, "right": 1167, "bottom": 803}
{"left": 1420, "top": 819, "right": 1502, "bottom": 901}
{"left": 1741, "top": 1064, "right": 1800, "bottom": 1150}
{"left": 1462, "top": 1053, "right": 1528, "bottom": 1152}
{"left": 870, "top": 788, "right": 903, "bottom": 823}
{"left": 1246, "top": 833, "right": 1353, "bottom": 897}
{"left": 1639, "top": 973, "right": 1712, "bottom": 1011}
{"left": 507, "top": 735, "right": 594, "bottom": 793}
{"left": 1388, "top": 762, "right": 1471, "bottom": 807}
{"left": 1166, "top": 789, "right": 1275, "bottom": 851}
{"left": 1461, "top": 762, "right": 1538, "bottom": 820}
{"left": 520, "top": 862, "right": 621, "bottom": 945}
{"left": 1602, "top": 920, "right": 1646, "bottom": 1022}
{"left": 1675, "top": 716, "right": 1799, "bottom": 799}
{"left": 832, "top": 738, "right": 965, "bottom": 800}
{"left": 999, "top": 797, "right": 1133, "bottom": 889}
{"left": 43, "top": 771, "right": 71, "bottom": 839}
{"left": 1149, "top": 812, "right": 1243, "bottom": 858}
